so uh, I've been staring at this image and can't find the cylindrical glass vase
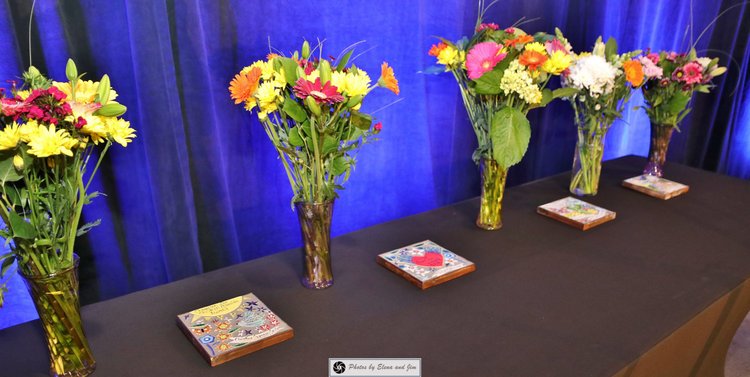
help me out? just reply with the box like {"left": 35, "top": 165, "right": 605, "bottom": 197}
{"left": 20, "top": 256, "right": 96, "bottom": 377}
{"left": 476, "top": 158, "right": 508, "bottom": 230}
{"left": 643, "top": 122, "right": 675, "bottom": 177}
{"left": 570, "top": 132, "right": 605, "bottom": 196}
{"left": 295, "top": 200, "right": 334, "bottom": 289}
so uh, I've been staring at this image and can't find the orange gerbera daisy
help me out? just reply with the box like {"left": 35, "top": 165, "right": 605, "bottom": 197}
{"left": 228, "top": 67, "right": 262, "bottom": 105}
{"left": 266, "top": 53, "right": 280, "bottom": 60}
{"left": 428, "top": 42, "right": 448, "bottom": 57}
{"left": 518, "top": 50, "right": 548, "bottom": 71}
{"left": 379, "top": 62, "right": 400, "bottom": 95}
{"left": 505, "top": 35, "right": 534, "bottom": 49}
{"left": 623, "top": 60, "right": 644, "bottom": 87}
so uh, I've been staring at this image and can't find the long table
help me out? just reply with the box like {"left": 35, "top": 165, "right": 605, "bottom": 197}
{"left": 2, "top": 156, "right": 749, "bottom": 377}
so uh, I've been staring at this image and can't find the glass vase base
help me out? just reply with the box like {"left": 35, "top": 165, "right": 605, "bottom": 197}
{"left": 301, "top": 278, "right": 333, "bottom": 290}
{"left": 642, "top": 162, "right": 664, "bottom": 178}
{"left": 571, "top": 187, "right": 598, "bottom": 197}
{"left": 52, "top": 363, "right": 96, "bottom": 377}
{"left": 475, "top": 219, "right": 502, "bottom": 231}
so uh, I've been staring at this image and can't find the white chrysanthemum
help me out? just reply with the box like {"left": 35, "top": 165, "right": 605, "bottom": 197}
{"left": 697, "top": 57, "right": 712, "bottom": 69}
{"left": 564, "top": 55, "right": 618, "bottom": 96}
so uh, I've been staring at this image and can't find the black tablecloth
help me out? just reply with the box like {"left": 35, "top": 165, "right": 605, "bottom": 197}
{"left": 1, "top": 156, "right": 749, "bottom": 377}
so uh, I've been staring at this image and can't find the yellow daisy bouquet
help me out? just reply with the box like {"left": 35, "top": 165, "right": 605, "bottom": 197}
{"left": 426, "top": 0, "right": 575, "bottom": 230}
{"left": 0, "top": 60, "right": 135, "bottom": 304}
{"left": 229, "top": 40, "right": 399, "bottom": 204}
{"left": 230, "top": 40, "right": 398, "bottom": 289}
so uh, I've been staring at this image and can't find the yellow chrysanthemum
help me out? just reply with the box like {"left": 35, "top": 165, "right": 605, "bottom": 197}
{"left": 27, "top": 125, "right": 75, "bottom": 157}
{"left": 255, "top": 82, "right": 282, "bottom": 120}
{"left": 78, "top": 114, "right": 110, "bottom": 144}
{"left": 242, "top": 60, "right": 275, "bottom": 81}
{"left": 542, "top": 51, "right": 572, "bottom": 75}
{"left": 330, "top": 71, "right": 346, "bottom": 94}
{"left": 437, "top": 45, "right": 465, "bottom": 68}
{"left": 14, "top": 90, "right": 31, "bottom": 100}
{"left": 53, "top": 81, "right": 118, "bottom": 104}
{"left": 0, "top": 124, "right": 22, "bottom": 150}
{"left": 106, "top": 117, "right": 136, "bottom": 147}
{"left": 272, "top": 68, "right": 287, "bottom": 88}
{"left": 524, "top": 42, "right": 547, "bottom": 54}
{"left": 342, "top": 70, "right": 371, "bottom": 97}
{"left": 18, "top": 121, "right": 41, "bottom": 143}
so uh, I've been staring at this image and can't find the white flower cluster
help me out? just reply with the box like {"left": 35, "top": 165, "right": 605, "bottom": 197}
{"left": 564, "top": 55, "right": 619, "bottom": 96}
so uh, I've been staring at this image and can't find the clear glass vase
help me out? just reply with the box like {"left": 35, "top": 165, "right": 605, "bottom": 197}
{"left": 295, "top": 200, "right": 334, "bottom": 289}
{"left": 20, "top": 255, "right": 96, "bottom": 377}
{"left": 570, "top": 131, "right": 605, "bottom": 196}
{"left": 476, "top": 158, "right": 508, "bottom": 230}
{"left": 643, "top": 122, "right": 675, "bottom": 177}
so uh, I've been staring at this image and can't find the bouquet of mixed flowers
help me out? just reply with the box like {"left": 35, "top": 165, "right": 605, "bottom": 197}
{"left": 561, "top": 36, "right": 643, "bottom": 195}
{"left": 229, "top": 41, "right": 398, "bottom": 204}
{"left": 427, "top": 2, "right": 574, "bottom": 229}
{"left": 0, "top": 60, "right": 134, "bottom": 374}
{"left": 229, "top": 40, "right": 398, "bottom": 289}
{"left": 639, "top": 49, "right": 725, "bottom": 176}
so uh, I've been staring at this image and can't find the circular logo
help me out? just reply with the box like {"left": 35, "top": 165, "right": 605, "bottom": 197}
{"left": 332, "top": 361, "right": 346, "bottom": 374}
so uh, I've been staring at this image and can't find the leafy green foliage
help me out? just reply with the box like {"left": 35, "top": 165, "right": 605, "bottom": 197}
{"left": 490, "top": 107, "right": 531, "bottom": 169}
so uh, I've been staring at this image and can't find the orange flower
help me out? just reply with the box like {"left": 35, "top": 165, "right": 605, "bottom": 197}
{"left": 518, "top": 50, "right": 548, "bottom": 71}
{"left": 379, "top": 62, "right": 400, "bottom": 95}
{"left": 228, "top": 67, "right": 262, "bottom": 105}
{"left": 505, "top": 35, "right": 534, "bottom": 49}
{"left": 266, "top": 53, "right": 280, "bottom": 60}
{"left": 623, "top": 60, "right": 644, "bottom": 87}
{"left": 428, "top": 42, "right": 448, "bottom": 57}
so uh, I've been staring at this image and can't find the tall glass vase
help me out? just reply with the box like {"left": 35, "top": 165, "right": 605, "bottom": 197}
{"left": 20, "top": 255, "right": 96, "bottom": 377}
{"left": 643, "top": 122, "right": 675, "bottom": 177}
{"left": 295, "top": 200, "right": 334, "bottom": 289}
{"left": 476, "top": 158, "right": 508, "bottom": 230}
{"left": 570, "top": 130, "right": 605, "bottom": 196}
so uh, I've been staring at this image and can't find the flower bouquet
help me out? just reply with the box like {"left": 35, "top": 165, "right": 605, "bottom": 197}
{"left": 229, "top": 41, "right": 398, "bottom": 289}
{"left": 561, "top": 36, "right": 643, "bottom": 195}
{"left": 0, "top": 60, "right": 135, "bottom": 376}
{"left": 640, "top": 49, "right": 725, "bottom": 177}
{"left": 427, "top": 3, "right": 574, "bottom": 230}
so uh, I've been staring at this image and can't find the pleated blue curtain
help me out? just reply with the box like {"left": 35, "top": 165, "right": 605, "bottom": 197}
{"left": 0, "top": 0, "right": 748, "bottom": 328}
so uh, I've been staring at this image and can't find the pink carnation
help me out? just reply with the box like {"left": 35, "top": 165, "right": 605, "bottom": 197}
{"left": 466, "top": 42, "right": 506, "bottom": 80}
{"left": 646, "top": 52, "right": 660, "bottom": 65}
{"left": 477, "top": 23, "right": 499, "bottom": 31}
{"left": 639, "top": 56, "right": 663, "bottom": 79}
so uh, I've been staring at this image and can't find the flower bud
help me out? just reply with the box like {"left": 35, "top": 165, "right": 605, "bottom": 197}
{"left": 12, "top": 154, "right": 24, "bottom": 170}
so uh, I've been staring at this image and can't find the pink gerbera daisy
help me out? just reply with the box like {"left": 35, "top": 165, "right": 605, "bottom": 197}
{"left": 466, "top": 42, "right": 506, "bottom": 80}
{"left": 293, "top": 78, "right": 344, "bottom": 105}
{"left": 680, "top": 61, "right": 704, "bottom": 85}
{"left": 545, "top": 39, "right": 567, "bottom": 55}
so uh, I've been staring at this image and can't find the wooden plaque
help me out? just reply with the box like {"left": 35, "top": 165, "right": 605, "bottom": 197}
{"left": 537, "top": 197, "right": 616, "bottom": 231}
{"left": 377, "top": 240, "right": 475, "bottom": 289}
{"left": 176, "top": 293, "right": 293, "bottom": 367}
{"left": 622, "top": 174, "right": 689, "bottom": 200}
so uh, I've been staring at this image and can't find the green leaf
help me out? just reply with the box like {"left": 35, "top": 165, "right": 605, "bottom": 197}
{"left": 0, "top": 155, "right": 23, "bottom": 185}
{"left": 322, "top": 136, "right": 339, "bottom": 155}
{"left": 331, "top": 156, "right": 349, "bottom": 176}
{"left": 336, "top": 49, "right": 354, "bottom": 71}
{"left": 490, "top": 106, "right": 531, "bottom": 169}
{"left": 65, "top": 59, "right": 78, "bottom": 83}
{"left": 283, "top": 99, "right": 308, "bottom": 123}
{"left": 76, "top": 219, "right": 102, "bottom": 237}
{"left": 688, "top": 48, "right": 697, "bottom": 61}
{"left": 350, "top": 111, "right": 372, "bottom": 130}
{"left": 280, "top": 57, "right": 300, "bottom": 85}
{"left": 96, "top": 74, "right": 111, "bottom": 104}
{"left": 538, "top": 89, "right": 553, "bottom": 107}
{"left": 473, "top": 69, "right": 503, "bottom": 94}
{"left": 8, "top": 212, "right": 35, "bottom": 240}
{"left": 605, "top": 37, "right": 618, "bottom": 59}
{"left": 552, "top": 87, "right": 579, "bottom": 99}
{"left": 666, "top": 91, "right": 691, "bottom": 114}
{"left": 288, "top": 127, "right": 304, "bottom": 147}
{"left": 94, "top": 102, "right": 127, "bottom": 117}
{"left": 1, "top": 255, "right": 15, "bottom": 277}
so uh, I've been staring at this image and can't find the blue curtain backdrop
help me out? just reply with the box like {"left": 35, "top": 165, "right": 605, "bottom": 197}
{"left": 0, "top": 0, "right": 748, "bottom": 328}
